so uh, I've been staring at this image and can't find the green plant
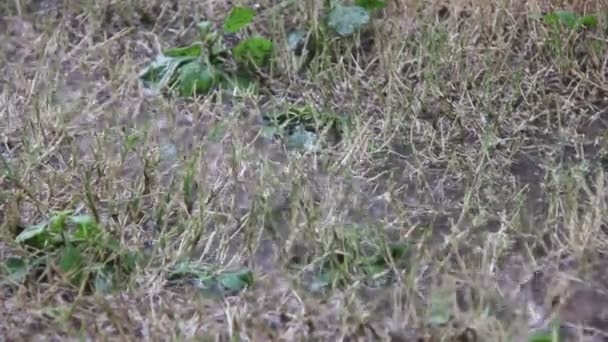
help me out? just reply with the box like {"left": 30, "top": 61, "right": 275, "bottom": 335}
{"left": 325, "top": 1, "right": 386, "bottom": 37}
{"left": 530, "top": 10, "right": 598, "bottom": 72}
{"left": 327, "top": 4, "right": 370, "bottom": 37}
{"left": 428, "top": 288, "right": 452, "bottom": 327}
{"left": 302, "top": 226, "right": 409, "bottom": 293}
{"left": 355, "top": 0, "right": 386, "bottom": 11}
{"left": 262, "top": 104, "right": 351, "bottom": 151}
{"left": 139, "top": 7, "right": 273, "bottom": 97}
{"left": 1, "top": 256, "right": 28, "bottom": 283}
{"left": 167, "top": 259, "right": 254, "bottom": 297}
{"left": 223, "top": 6, "right": 255, "bottom": 33}
{"left": 539, "top": 10, "right": 598, "bottom": 31}
{"left": 280, "top": 1, "right": 385, "bottom": 75}
{"left": 233, "top": 36, "right": 274, "bottom": 68}
{"left": 527, "top": 322, "right": 561, "bottom": 342}
{"left": 9, "top": 211, "right": 139, "bottom": 292}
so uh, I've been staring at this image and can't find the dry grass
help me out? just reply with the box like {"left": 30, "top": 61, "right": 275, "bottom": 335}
{"left": 2, "top": 0, "right": 608, "bottom": 340}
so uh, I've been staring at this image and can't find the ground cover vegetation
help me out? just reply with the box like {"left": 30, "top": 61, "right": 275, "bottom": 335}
{"left": 2, "top": 0, "right": 608, "bottom": 340}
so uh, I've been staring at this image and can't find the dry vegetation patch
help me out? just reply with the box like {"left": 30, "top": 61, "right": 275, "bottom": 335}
{"left": 2, "top": 0, "right": 608, "bottom": 340}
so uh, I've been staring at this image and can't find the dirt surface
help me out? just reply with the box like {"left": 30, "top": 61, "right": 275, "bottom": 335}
{"left": 2, "top": 0, "right": 608, "bottom": 341}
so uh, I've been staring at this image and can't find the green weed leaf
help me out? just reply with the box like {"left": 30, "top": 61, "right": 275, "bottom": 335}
{"left": 163, "top": 43, "right": 203, "bottom": 58}
{"left": 2, "top": 257, "right": 27, "bottom": 283}
{"left": 428, "top": 309, "right": 451, "bottom": 326}
{"left": 577, "top": 15, "right": 598, "bottom": 28}
{"left": 168, "top": 260, "right": 206, "bottom": 279}
{"left": 223, "top": 6, "right": 255, "bottom": 33}
{"left": 428, "top": 289, "right": 452, "bottom": 326}
{"left": 220, "top": 73, "right": 256, "bottom": 93}
{"left": 139, "top": 54, "right": 197, "bottom": 93}
{"left": 207, "top": 122, "right": 227, "bottom": 143}
{"left": 362, "top": 263, "right": 387, "bottom": 277}
{"left": 218, "top": 270, "right": 254, "bottom": 292}
{"left": 528, "top": 321, "right": 561, "bottom": 342}
{"left": 387, "top": 242, "right": 409, "bottom": 259}
{"left": 94, "top": 266, "right": 114, "bottom": 294}
{"left": 124, "top": 132, "right": 140, "bottom": 152}
{"left": 310, "top": 271, "right": 335, "bottom": 293}
{"left": 543, "top": 11, "right": 577, "bottom": 30}
{"left": 49, "top": 210, "right": 72, "bottom": 232}
{"left": 556, "top": 11, "right": 577, "bottom": 29}
{"left": 286, "top": 126, "right": 318, "bottom": 151}
{"left": 355, "top": 0, "right": 386, "bottom": 10}
{"left": 327, "top": 5, "right": 370, "bottom": 37}
{"left": 70, "top": 215, "right": 100, "bottom": 241}
{"left": 104, "top": 237, "right": 121, "bottom": 253}
{"left": 197, "top": 21, "right": 214, "bottom": 38}
{"left": 527, "top": 331, "right": 553, "bottom": 342}
{"left": 233, "top": 37, "right": 273, "bottom": 68}
{"left": 541, "top": 11, "right": 598, "bottom": 31}
{"left": 176, "top": 61, "right": 221, "bottom": 96}
{"left": 16, "top": 223, "right": 47, "bottom": 243}
{"left": 160, "top": 143, "right": 178, "bottom": 162}
{"left": 15, "top": 223, "right": 57, "bottom": 248}
{"left": 262, "top": 105, "right": 349, "bottom": 150}
{"left": 59, "top": 243, "right": 84, "bottom": 285}
{"left": 287, "top": 30, "right": 307, "bottom": 51}
{"left": 121, "top": 250, "right": 140, "bottom": 272}
{"left": 70, "top": 214, "right": 96, "bottom": 227}
{"left": 261, "top": 124, "right": 281, "bottom": 139}
{"left": 286, "top": 29, "right": 316, "bottom": 71}
{"left": 364, "top": 242, "right": 409, "bottom": 268}
{"left": 167, "top": 260, "right": 253, "bottom": 296}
